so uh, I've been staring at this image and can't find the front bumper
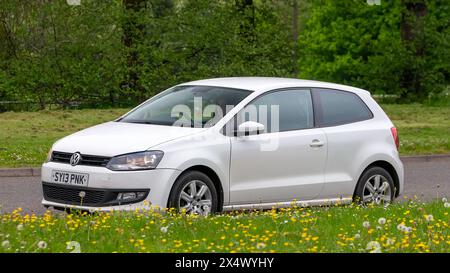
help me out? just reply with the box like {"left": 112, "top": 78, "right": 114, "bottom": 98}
{"left": 41, "top": 162, "right": 181, "bottom": 211}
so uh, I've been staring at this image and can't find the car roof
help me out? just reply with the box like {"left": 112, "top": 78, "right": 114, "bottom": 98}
{"left": 179, "top": 77, "right": 370, "bottom": 95}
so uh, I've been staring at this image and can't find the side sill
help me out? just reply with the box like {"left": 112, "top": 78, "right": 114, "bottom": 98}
{"left": 222, "top": 197, "right": 353, "bottom": 211}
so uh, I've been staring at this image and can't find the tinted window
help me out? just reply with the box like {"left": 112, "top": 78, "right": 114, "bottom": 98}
{"left": 120, "top": 85, "right": 251, "bottom": 127}
{"left": 237, "top": 89, "right": 314, "bottom": 133}
{"left": 314, "top": 89, "right": 372, "bottom": 126}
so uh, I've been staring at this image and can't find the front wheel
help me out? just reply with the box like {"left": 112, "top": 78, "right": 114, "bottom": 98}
{"left": 168, "top": 171, "right": 218, "bottom": 215}
{"left": 354, "top": 166, "right": 395, "bottom": 205}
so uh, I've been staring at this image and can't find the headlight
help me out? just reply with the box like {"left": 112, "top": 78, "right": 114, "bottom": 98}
{"left": 45, "top": 148, "right": 53, "bottom": 163}
{"left": 106, "top": 151, "right": 164, "bottom": 171}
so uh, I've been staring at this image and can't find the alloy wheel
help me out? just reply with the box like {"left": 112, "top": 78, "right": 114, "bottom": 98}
{"left": 178, "top": 180, "right": 212, "bottom": 215}
{"left": 362, "top": 174, "right": 392, "bottom": 204}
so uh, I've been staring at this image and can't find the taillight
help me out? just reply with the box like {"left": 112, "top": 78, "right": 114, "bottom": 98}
{"left": 391, "top": 127, "right": 399, "bottom": 150}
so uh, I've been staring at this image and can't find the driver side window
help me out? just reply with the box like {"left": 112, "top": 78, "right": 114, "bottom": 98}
{"left": 225, "top": 89, "right": 314, "bottom": 135}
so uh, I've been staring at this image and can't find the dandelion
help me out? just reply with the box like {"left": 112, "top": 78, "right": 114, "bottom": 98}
{"left": 425, "top": 215, "right": 434, "bottom": 222}
{"left": 17, "top": 224, "right": 24, "bottom": 231}
{"left": 78, "top": 191, "right": 86, "bottom": 198}
{"left": 402, "top": 226, "right": 412, "bottom": 233}
{"left": 397, "top": 223, "right": 405, "bottom": 231}
{"left": 443, "top": 197, "right": 448, "bottom": 203}
{"left": 366, "top": 241, "right": 381, "bottom": 253}
{"left": 444, "top": 202, "right": 450, "bottom": 208}
{"left": 160, "top": 226, "right": 168, "bottom": 233}
{"left": 386, "top": 238, "right": 395, "bottom": 246}
{"left": 37, "top": 241, "right": 47, "bottom": 249}
{"left": 354, "top": 233, "right": 361, "bottom": 239}
{"left": 202, "top": 205, "right": 211, "bottom": 216}
{"left": 370, "top": 247, "right": 382, "bottom": 253}
{"left": 376, "top": 225, "right": 382, "bottom": 230}
{"left": 256, "top": 242, "right": 266, "bottom": 250}
{"left": 2, "top": 240, "right": 10, "bottom": 249}
{"left": 378, "top": 217, "right": 386, "bottom": 225}
{"left": 362, "top": 221, "right": 370, "bottom": 229}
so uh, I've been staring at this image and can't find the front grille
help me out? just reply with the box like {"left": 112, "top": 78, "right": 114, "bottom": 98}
{"left": 42, "top": 183, "right": 150, "bottom": 207}
{"left": 51, "top": 151, "right": 110, "bottom": 167}
{"left": 43, "top": 183, "right": 113, "bottom": 206}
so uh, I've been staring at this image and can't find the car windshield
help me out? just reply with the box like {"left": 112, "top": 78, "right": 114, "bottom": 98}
{"left": 119, "top": 85, "right": 252, "bottom": 127}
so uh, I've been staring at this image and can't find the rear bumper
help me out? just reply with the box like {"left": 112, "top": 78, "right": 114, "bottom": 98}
{"left": 41, "top": 162, "right": 181, "bottom": 210}
{"left": 386, "top": 150, "right": 404, "bottom": 197}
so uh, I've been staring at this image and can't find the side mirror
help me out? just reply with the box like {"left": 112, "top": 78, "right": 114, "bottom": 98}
{"left": 237, "top": 121, "right": 265, "bottom": 136}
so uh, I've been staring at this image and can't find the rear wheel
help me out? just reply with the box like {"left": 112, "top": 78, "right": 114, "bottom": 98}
{"left": 168, "top": 171, "right": 218, "bottom": 215}
{"left": 354, "top": 166, "right": 395, "bottom": 205}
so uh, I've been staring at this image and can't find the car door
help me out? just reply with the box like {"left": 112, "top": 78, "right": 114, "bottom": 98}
{"left": 228, "top": 89, "right": 327, "bottom": 205}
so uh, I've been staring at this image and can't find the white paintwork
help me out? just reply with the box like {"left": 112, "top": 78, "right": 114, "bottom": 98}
{"left": 229, "top": 129, "right": 327, "bottom": 204}
{"left": 52, "top": 121, "right": 206, "bottom": 157}
{"left": 41, "top": 77, "right": 404, "bottom": 211}
{"left": 222, "top": 197, "right": 353, "bottom": 211}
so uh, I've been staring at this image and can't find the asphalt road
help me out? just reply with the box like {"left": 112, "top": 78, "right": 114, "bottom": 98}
{"left": 0, "top": 158, "right": 449, "bottom": 215}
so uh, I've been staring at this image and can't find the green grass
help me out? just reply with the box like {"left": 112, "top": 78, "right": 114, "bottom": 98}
{"left": 0, "top": 104, "right": 449, "bottom": 167}
{"left": 0, "top": 201, "right": 449, "bottom": 253}
{"left": 0, "top": 108, "right": 129, "bottom": 168}
{"left": 380, "top": 104, "right": 450, "bottom": 155}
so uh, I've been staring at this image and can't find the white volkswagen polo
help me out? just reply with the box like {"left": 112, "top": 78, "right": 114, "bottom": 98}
{"left": 41, "top": 77, "right": 404, "bottom": 214}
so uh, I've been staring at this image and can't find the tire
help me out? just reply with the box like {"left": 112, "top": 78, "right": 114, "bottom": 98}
{"left": 168, "top": 170, "right": 219, "bottom": 215}
{"left": 354, "top": 166, "right": 395, "bottom": 205}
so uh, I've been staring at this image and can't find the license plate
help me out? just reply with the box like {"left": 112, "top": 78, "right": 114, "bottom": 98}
{"left": 51, "top": 171, "right": 89, "bottom": 186}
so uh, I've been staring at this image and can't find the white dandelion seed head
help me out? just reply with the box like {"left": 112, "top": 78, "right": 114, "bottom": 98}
{"left": 37, "top": 241, "right": 47, "bottom": 249}
{"left": 354, "top": 233, "right": 361, "bottom": 239}
{"left": 256, "top": 242, "right": 266, "bottom": 249}
{"left": 378, "top": 217, "right": 386, "bottom": 225}
{"left": 425, "top": 214, "right": 434, "bottom": 222}
{"left": 442, "top": 197, "right": 448, "bottom": 203}
{"left": 444, "top": 202, "right": 450, "bottom": 208}
{"left": 202, "top": 205, "right": 211, "bottom": 216}
{"left": 362, "top": 221, "right": 370, "bottom": 229}
{"left": 160, "top": 226, "right": 168, "bottom": 233}
{"left": 402, "top": 226, "right": 412, "bottom": 233}
{"left": 366, "top": 241, "right": 381, "bottom": 251}
{"left": 397, "top": 223, "right": 405, "bottom": 231}
{"left": 400, "top": 225, "right": 408, "bottom": 232}
{"left": 369, "top": 247, "right": 382, "bottom": 253}
{"left": 2, "top": 240, "right": 10, "bottom": 249}
{"left": 376, "top": 225, "right": 382, "bottom": 230}
{"left": 17, "top": 224, "right": 24, "bottom": 231}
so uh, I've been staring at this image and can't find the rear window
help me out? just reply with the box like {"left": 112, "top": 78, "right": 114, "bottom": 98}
{"left": 313, "top": 89, "right": 373, "bottom": 127}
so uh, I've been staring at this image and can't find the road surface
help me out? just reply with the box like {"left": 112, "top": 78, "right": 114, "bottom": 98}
{"left": 0, "top": 158, "right": 448, "bottom": 214}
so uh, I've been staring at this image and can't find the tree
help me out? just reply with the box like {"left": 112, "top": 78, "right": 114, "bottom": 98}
{"left": 400, "top": 0, "right": 428, "bottom": 100}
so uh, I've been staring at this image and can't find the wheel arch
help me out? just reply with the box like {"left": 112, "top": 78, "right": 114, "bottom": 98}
{"left": 354, "top": 160, "right": 400, "bottom": 199}
{"left": 168, "top": 165, "right": 224, "bottom": 212}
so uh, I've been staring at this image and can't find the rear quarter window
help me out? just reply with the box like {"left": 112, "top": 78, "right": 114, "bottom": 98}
{"left": 313, "top": 88, "right": 373, "bottom": 127}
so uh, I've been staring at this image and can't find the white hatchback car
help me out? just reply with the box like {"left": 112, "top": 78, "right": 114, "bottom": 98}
{"left": 41, "top": 77, "right": 404, "bottom": 214}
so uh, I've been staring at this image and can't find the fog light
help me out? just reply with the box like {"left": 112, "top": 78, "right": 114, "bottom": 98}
{"left": 117, "top": 192, "right": 147, "bottom": 202}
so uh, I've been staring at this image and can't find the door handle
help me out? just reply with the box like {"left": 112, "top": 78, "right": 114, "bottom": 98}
{"left": 310, "top": 139, "right": 325, "bottom": 148}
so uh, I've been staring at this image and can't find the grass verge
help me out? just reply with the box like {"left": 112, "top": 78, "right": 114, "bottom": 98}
{"left": 0, "top": 104, "right": 449, "bottom": 167}
{"left": 0, "top": 201, "right": 449, "bottom": 253}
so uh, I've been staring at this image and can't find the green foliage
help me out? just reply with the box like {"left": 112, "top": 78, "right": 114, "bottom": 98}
{"left": 299, "top": 0, "right": 449, "bottom": 99}
{"left": 0, "top": 0, "right": 449, "bottom": 108}
{"left": 0, "top": 0, "right": 124, "bottom": 108}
